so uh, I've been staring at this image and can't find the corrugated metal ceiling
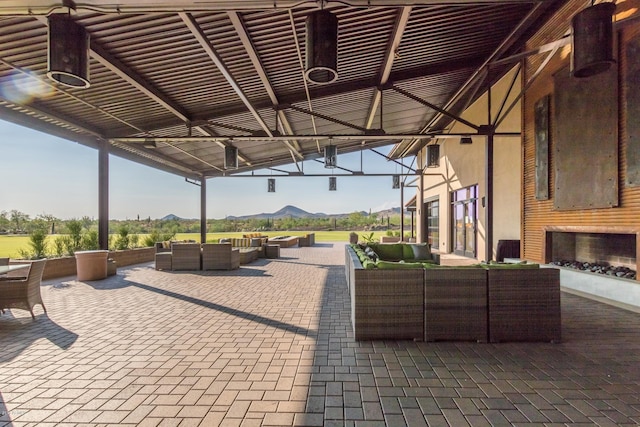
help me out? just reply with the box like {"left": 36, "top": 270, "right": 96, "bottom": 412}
{"left": 0, "top": 1, "right": 566, "bottom": 179}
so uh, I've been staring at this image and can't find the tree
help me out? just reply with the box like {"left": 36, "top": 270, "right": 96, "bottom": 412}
{"left": 10, "top": 209, "right": 29, "bottom": 232}
{"left": 0, "top": 211, "right": 10, "bottom": 231}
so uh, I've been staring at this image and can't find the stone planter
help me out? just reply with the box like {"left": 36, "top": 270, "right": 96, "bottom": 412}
{"left": 38, "top": 247, "right": 155, "bottom": 280}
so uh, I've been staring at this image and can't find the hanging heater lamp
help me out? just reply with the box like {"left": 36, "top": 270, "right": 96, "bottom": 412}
{"left": 305, "top": 9, "right": 338, "bottom": 84}
{"left": 571, "top": 2, "right": 616, "bottom": 78}
{"left": 329, "top": 176, "right": 337, "bottom": 191}
{"left": 324, "top": 144, "right": 337, "bottom": 168}
{"left": 224, "top": 146, "right": 238, "bottom": 169}
{"left": 47, "top": 14, "right": 90, "bottom": 88}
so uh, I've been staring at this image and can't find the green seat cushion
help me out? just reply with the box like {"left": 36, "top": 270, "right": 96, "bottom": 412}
{"left": 376, "top": 260, "right": 424, "bottom": 269}
{"left": 483, "top": 262, "right": 539, "bottom": 269}
{"left": 402, "top": 244, "right": 415, "bottom": 260}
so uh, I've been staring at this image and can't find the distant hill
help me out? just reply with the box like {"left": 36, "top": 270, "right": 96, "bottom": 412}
{"left": 226, "top": 205, "right": 326, "bottom": 220}
{"left": 160, "top": 205, "right": 399, "bottom": 221}
{"left": 161, "top": 214, "right": 181, "bottom": 221}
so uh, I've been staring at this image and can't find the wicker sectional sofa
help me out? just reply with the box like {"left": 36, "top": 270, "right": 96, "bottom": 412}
{"left": 345, "top": 244, "right": 561, "bottom": 343}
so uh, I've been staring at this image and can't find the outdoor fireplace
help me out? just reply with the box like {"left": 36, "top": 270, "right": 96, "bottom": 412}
{"left": 543, "top": 226, "right": 638, "bottom": 280}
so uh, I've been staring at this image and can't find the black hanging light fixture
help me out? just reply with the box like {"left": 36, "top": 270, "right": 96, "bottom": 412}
{"left": 267, "top": 178, "right": 276, "bottom": 193}
{"left": 571, "top": 2, "right": 616, "bottom": 78}
{"left": 329, "top": 176, "right": 337, "bottom": 191}
{"left": 324, "top": 144, "right": 337, "bottom": 168}
{"left": 426, "top": 144, "right": 440, "bottom": 167}
{"left": 305, "top": 9, "right": 338, "bottom": 84}
{"left": 392, "top": 175, "right": 400, "bottom": 189}
{"left": 224, "top": 146, "right": 238, "bottom": 169}
{"left": 460, "top": 136, "right": 473, "bottom": 145}
{"left": 47, "top": 14, "right": 90, "bottom": 88}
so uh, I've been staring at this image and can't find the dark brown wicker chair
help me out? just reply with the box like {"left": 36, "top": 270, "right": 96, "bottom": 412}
{"left": 171, "top": 243, "right": 201, "bottom": 270}
{"left": 487, "top": 268, "right": 561, "bottom": 343}
{"left": 202, "top": 243, "right": 240, "bottom": 270}
{"left": 0, "top": 259, "right": 47, "bottom": 319}
{"left": 424, "top": 268, "right": 488, "bottom": 342}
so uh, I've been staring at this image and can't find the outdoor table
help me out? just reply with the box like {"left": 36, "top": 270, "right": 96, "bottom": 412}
{"left": 0, "top": 264, "right": 29, "bottom": 275}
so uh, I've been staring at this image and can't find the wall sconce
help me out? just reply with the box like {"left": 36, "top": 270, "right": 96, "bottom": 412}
{"left": 224, "top": 146, "right": 238, "bottom": 169}
{"left": 571, "top": 2, "right": 616, "bottom": 78}
{"left": 305, "top": 9, "right": 338, "bottom": 84}
{"left": 267, "top": 178, "right": 276, "bottom": 193}
{"left": 392, "top": 175, "right": 400, "bottom": 189}
{"left": 329, "top": 176, "right": 337, "bottom": 191}
{"left": 460, "top": 136, "right": 473, "bottom": 145}
{"left": 324, "top": 144, "right": 337, "bottom": 168}
{"left": 47, "top": 14, "right": 90, "bottom": 88}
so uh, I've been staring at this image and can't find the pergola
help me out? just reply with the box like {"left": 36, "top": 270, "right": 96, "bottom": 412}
{"left": 0, "top": 0, "right": 567, "bottom": 250}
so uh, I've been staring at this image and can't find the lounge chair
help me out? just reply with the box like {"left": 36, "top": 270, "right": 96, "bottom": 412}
{"left": 0, "top": 259, "right": 47, "bottom": 319}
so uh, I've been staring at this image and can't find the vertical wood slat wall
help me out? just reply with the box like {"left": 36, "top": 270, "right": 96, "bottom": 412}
{"left": 522, "top": 0, "right": 640, "bottom": 263}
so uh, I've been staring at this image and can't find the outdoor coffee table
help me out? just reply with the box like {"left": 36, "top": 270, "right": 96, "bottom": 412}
{"left": 268, "top": 236, "right": 299, "bottom": 248}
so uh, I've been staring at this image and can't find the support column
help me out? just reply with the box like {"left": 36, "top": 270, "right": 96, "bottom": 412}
{"left": 400, "top": 181, "right": 404, "bottom": 241}
{"left": 485, "top": 132, "right": 494, "bottom": 262}
{"left": 417, "top": 159, "right": 425, "bottom": 244}
{"left": 98, "top": 140, "right": 109, "bottom": 250}
{"left": 200, "top": 176, "right": 207, "bottom": 244}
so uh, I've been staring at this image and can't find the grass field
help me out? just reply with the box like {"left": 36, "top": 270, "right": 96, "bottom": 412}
{"left": 0, "top": 230, "right": 384, "bottom": 258}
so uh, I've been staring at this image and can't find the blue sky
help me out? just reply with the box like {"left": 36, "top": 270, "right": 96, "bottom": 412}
{"left": 0, "top": 119, "right": 410, "bottom": 220}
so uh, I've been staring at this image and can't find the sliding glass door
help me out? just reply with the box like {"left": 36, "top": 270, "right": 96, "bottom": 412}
{"left": 452, "top": 185, "right": 477, "bottom": 258}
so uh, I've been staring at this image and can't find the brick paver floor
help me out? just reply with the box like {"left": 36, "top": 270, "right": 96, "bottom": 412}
{"left": 1, "top": 242, "right": 640, "bottom": 426}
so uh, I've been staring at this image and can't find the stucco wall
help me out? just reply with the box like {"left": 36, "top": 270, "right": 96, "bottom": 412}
{"left": 417, "top": 67, "right": 522, "bottom": 261}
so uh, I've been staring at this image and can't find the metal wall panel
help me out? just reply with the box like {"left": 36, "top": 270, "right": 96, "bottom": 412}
{"left": 553, "top": 65, "right": 618, "bottom": 210}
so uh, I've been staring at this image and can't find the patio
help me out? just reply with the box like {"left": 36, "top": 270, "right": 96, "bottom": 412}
{"left": 1, "top": 243, "right": 639, "bottom": 426}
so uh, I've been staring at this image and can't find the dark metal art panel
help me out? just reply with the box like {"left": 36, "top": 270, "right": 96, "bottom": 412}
{"left": 625, "top": 35, "right": 640, "bottom": 187}
{"left": 535, "top": 95, "right": 550, "bottom": 200}
{"left": 553, "top": 65, "right": 618, "bottom": 210}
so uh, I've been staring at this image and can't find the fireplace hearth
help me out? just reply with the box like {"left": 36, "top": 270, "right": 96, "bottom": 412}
{"left": 543, "top": 226, "right": 638, "bottom": 281}
{"left": 550, "top": 260, "right": 636, "bottom": 279}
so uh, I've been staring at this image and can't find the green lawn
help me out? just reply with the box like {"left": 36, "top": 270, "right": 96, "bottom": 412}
{"left": 0, "top": 230, "right": 382, "bottom": 258}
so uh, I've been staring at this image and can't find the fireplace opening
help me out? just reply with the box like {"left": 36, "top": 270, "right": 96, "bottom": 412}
{"left": 545, "top": 231, "right": 637, "bottom": 280}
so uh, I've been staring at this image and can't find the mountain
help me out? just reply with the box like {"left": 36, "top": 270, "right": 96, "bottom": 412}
{"left": 226, "top": 205, "right": 327, "bottom": 220}
{"left": 161, "top": 213, "right": 182, "bottom": 221}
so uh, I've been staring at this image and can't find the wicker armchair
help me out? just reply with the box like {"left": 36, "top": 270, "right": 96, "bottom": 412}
{"left": 0, "top": 259, "right": 47, "bottom": 319}
{"left": 424, "top": 268, "right": 488, "bottom": 342}
{"left": 202, "top": 243, "right": 240, "bottom": 270}
{"left": 487, "top": 268, "right": 561, "bottom": 343}
{"left": 171, "top": 243, "right": 201, "bottom": 270}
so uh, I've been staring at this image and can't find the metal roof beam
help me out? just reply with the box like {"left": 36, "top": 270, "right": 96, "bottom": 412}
{"left": 365, "top": 6, "right": 412, "bottom": 130}
{"left": 180, "top": 13, "right": 274, "bottom": 138}
{"left": 227, "top": 11, "right": 303, "bottom": 163}
{"left": 110, "top": 56, "right": 485, "bottom": 138}
{"left": 286, "top": 104, "right": 368, "bottom": 133}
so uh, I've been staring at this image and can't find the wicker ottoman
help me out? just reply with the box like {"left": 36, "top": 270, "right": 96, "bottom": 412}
{"left": 155, "top": 252, "right": 172, "bottom": 270}
{"left": 265, "top": 245, "right": 280, "bottom": 259}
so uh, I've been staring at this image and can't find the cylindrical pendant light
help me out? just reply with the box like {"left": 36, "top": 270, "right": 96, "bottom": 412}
{"left": 305, "top": 9, "right": 338, "bottom": 85}
{"left": 324, "top": 144, "right": 337, "bottom": 168}
{"left": 47, "top": 14, "right": 90, "bottom": 88}
{"left": 329, "top": 176, "right": 337, "bottom": 191}
{"left": 571, "top": 2, "right": 616, "bottom": 78}
{"left": 224, "top": 146, "right": 238, "bottom": 169}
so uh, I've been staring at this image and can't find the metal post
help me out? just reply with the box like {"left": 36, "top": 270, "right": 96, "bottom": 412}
{"left": 400, "top": 181, "right": 405, "bottom": 241}
{"left": 98, "top": 140, "right": 109, "bottom": 250}
{"left": 486, "top": 76, "right": 494, "bottom": 261}
{"left": 200, "top": 176, "right": 207, "bottom": 244}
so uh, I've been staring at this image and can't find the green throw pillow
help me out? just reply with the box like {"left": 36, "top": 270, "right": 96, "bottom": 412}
{"left": 410, "top": 243, "right": 431, "bottom": 260}
{"left": 369, "top": 243, "right": 404, "bottom": 261}
{"left": 402, "top": 244, "right": 415, "bottom": 260}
